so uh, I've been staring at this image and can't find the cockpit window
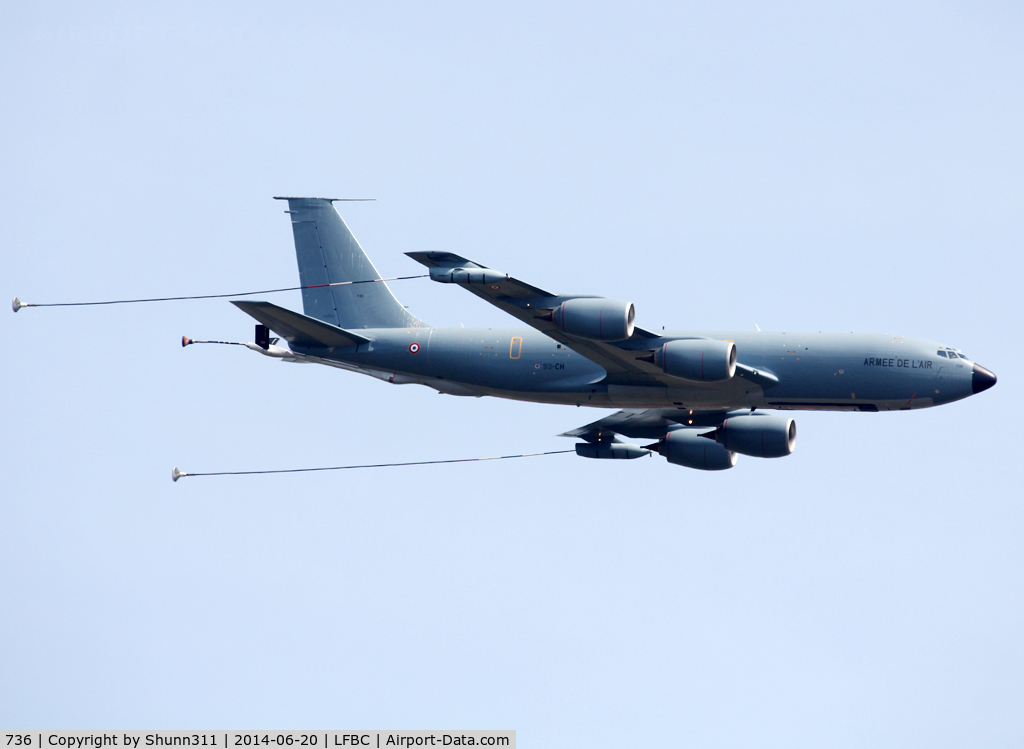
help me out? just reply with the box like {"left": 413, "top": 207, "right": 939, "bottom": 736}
{"left": 937, "top": 350, "right": 947, "bottom": 358}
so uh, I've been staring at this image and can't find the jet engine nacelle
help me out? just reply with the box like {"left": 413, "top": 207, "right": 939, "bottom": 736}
{"left": 655, "top": 429, "right": 737, "bottom": 471}
{"left": 552, "top": 298, "right": 635, "bottom": 342}
{"left": 654, "top": 339, "right": 737, "bottom": 382}
{"left": 575, "top": 442, "right": 650, "bottom": 460}
{"left": 708, "top": 414, "right": 796, "bottom": 458}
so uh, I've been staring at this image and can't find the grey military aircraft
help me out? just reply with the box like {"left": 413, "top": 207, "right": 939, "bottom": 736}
{"left": 209, "top": 197, "right": 996, "bottom": 471}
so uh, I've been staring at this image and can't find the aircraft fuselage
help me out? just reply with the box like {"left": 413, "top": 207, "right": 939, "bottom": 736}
{"left": 291, "top": 328, "right": 982, "bottom": 412}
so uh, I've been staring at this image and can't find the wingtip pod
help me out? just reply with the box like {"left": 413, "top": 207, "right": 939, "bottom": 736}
{"left": 12, "top": 297, "right": 24, "bottom": 313}
{"left": 575, "top": 442, "right": 650, "bottom": 460}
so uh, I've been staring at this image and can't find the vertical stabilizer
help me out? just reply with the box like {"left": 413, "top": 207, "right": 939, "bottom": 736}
{"left": 275, "top": 197, "right": 425, "bottom": 329}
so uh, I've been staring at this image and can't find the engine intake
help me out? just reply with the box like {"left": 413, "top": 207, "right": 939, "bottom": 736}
{"left": 552, "top": 298, "right": 635, "bottom": 341}
{"left": 653, "top": 339, "right": 736, "bottom": 382}
{"left": 706, "top": 414, "right": 796, "bottom": 458}
{"left": 653, "top": 429, "right": 737, "bottom": 471}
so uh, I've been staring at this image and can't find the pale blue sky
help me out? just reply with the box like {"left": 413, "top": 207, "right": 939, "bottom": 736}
{"left": 3, "top": 2, "right": 1022, "bottom": 745}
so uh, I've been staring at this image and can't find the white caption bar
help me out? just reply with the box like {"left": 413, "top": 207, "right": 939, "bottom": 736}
{"left": 1, "top": 733, "right": 514, "bottom": 749}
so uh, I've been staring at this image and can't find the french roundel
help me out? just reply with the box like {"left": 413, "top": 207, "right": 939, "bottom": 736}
{"left": 408, "top": 342, "right": 421, "bottom": 354}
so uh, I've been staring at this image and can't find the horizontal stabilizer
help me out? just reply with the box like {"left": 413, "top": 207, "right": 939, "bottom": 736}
{"left": 232, "top": 301, "right": 371, "bottom": 348}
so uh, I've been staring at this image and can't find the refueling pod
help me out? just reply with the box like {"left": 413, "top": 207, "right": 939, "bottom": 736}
{"left": 429, "top": 266, "right": 508, "bottom": 285}
{"left": 652, "top": 429, "right": 737, "bottom": 471}
{"left": 704, "top": 414, "right": 796, "bottom": 458}
{"left": 575, "top": 441, "right": 650, "bottom": 460}
{"left": 652, "top": 339, "right": 737, "bottom": 382}
{"left": 551, "top": 298, "right": 635, "bottom": 341}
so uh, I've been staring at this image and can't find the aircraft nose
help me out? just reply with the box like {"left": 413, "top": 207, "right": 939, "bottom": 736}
{"left": 972, "top": 363, "right": 997, "bottom": 394}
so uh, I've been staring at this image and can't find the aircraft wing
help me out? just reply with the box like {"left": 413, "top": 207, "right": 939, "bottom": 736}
{"left": 407, "top": 251, "right": 671, "bottom": 384}
{"left": 406, "top": 251, "right": 778, "bottom": 389}
{"left": 560, "top": 408, "right": 741, "bottom": 442}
